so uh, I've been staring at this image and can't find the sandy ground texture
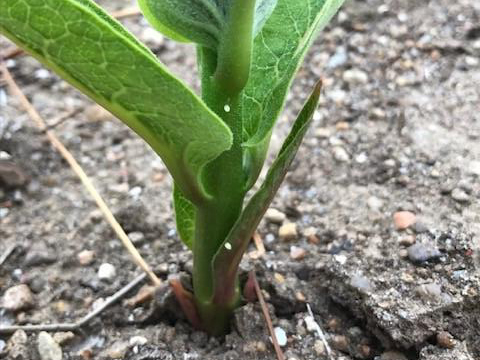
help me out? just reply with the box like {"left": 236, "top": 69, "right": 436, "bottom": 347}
{"left": 1, "top": 0, "right": 479, "bottom": 359}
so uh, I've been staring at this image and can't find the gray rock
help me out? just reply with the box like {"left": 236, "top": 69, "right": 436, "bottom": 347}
{"left": 128, "top": 231, "right": 145, "bottom": 245}
{"left": 407, "top": 243, "right": 441, "bottom": 263}
{"left": 413, "top": 222, "right": 429, "bottom": 234}
{"left": 350, "top": 274, "right": 374, "bottom": 292}
{"left": 37, "top": 332, "right": 62, "bottom": 360}
{"left": 415, "top": 282, "right": 443, "bottom": 302}
{"left": 24, "top": 246, "right": 57, "bottom": 267}
{"left": 451, "top": 188, "right": 470, "bottom": 203}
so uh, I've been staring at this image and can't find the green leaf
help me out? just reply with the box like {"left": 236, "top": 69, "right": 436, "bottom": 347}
{"left": 173, "top": 184, "right": 196, "bottom": 249}
{"left": 241, "top": 0, "right": 344, "bottom": 189}
{"left": 138, "top": 0, "right": 278, "bottom": 49}
{"left": 0, "top": 0, "right": 232, "bottom": 204}
{"left": 211, "top": 81, "right": 322, "bottom": 302}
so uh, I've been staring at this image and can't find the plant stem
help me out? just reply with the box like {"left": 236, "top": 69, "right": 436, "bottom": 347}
{"left": 214, "top": 0, "right": 256, "bottom": 95}
{"left": 193, "top": 47, "right": 247, "bottom": 334}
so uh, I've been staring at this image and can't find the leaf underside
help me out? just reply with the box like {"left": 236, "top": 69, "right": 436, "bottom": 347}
{"left": 173, "top": 184, "right": 196, "bottom": 249}
{"left": 241, "top": 0, "right": 344, "bottom": 189}
{"left": 212, "top": 81, "right": 322, "bottom": 302}
{"left": 138, "top": 0, "right": 278, "bottom": 49}
{"left": 0, "top": 0, "right": 232, "bottom": 204}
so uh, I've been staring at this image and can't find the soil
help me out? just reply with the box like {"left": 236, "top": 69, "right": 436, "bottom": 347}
{"left": 1, "top": 0, "right": 479, "bottom": 359}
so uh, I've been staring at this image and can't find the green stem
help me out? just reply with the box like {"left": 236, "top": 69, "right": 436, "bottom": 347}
{"left": 193, "top": 47, "right": 247, "bottom": 334}
{"left": 214, "top": 0, "right": 256, "bottom": 95}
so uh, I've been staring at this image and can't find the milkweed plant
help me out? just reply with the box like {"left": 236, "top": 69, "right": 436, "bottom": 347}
{"left": 0, "top": 0, "right": 344, "bottom": 334}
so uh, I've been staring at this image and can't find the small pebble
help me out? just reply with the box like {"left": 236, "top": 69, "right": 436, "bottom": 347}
{"left": 129, "top": 335, "right": 148, "bottom": 346}
{"left": 37, "top": 332, "right": 62, "bottom": 360}
{"left": 415, "top": 282, "right": 443, "bottom": 302}
{"left": 24, "top": 247, "right": 57, "bottom": 267}
{"left": 97, "top": 263, "right": 116, "bottom": 281}
{"left": 331, "top": 335, "right": 349, "bottom": 352}
{"left": 343, "top": 68, "right": 368, "bottom": 84}
{"left": 304, "top": 227, "right": 319, "bottom": 244}
{"left": 332, "top": 146, "right": 350, "bottom": 162}
{"left": 255, "top": 341, "right": 267, "bottom": 352}
{"left": 273, "top": 327, "right": 287, "bottom": 347}
{"left": 393, "top": 211, "right": 416, "bottom": 230}
{"left": 315, "top": 127, "right": 332, "bottom": 138}
{"left": 327, "top": 318, "right": 341, "bottom": 332}
{"left": 1, "top": 284, "right": 34, "bottom": 312}
{"left": 407, "top": 243, "right": 441, "bottom": 263}
{"left": 436, "top": 331, "right": 455, "bottom": 349}
{"left": 350, "top": 274, "right": 373, "bottom": 292}
{"left": 295, "top": 291, "right": 306, "bottom": 302}
{"left": 367, "top": 196, "right": 383, "bottom": 211}
{"left": 451, "top": 188, "right": 470, "bottom": 203}
{"left": 279, "top": 223, "right": 297, "bottom": 241}
{"left": 327, "top": 46, "right": 347, "bottom": 68}
{"left": 398, "top": 235, "right": 415, "bottom": 246}
{"left": 468, "top": 160, "right": 480, "bottom": 176}
{"left": 77, "top": 250, "right": 95, "bottom": 266}
{"left": 274, "top": 273, "right": 285, "bottom": 284}
{"left": 6, "top": 330, "right": 29, "bottom": 358}
{"left": 290, "top": 246, "right": 306, "bottom": 260}
{"left": 265, "top": 208, "right": 286, "bottom": 224}
{"left": 336, "top": 121, "right": 349, "bottom": 131}
{"left": 128, "top": 232, "right": 145, "bottom": 245}
{"left": 141, "top": 27, "right": 164, "bottom": 46}
{"left": 84, "top": 104, "right": 112, "bottom": 122}
{"left": 314, "top": 340, "right": 326, "bottom": 355}
{"left": 53, "top": 332, "right": 75, "bottom": 345}
{"left": 413, "top": 222, "right": 429, "bottom": 233}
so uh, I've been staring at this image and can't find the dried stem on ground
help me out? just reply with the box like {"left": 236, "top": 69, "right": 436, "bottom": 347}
{"left": 306, "top": 303, "right": 333, "bottom": 360}
{"left": 0, "top": 244, "right": 17, "bottom": 266}
{"left": 0, "top": 62, "right": 161, "bottom": 287}
{"left": 0, "top": 273, "right": 146, "bottom": 334}
{"left": 250, "top": 271, "right": 285, "bottom": 360}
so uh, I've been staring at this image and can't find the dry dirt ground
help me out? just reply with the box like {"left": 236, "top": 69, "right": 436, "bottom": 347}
{"left": 1, "top": 0, "right": 479, "bottom": 359}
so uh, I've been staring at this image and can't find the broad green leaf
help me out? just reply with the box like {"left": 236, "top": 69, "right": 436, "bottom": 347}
{"left": 138, "top": 0, "right": 278, "bottom": 49}
{"left": 241, "top": 0, "right": 344, "bottom": 189}
{"left": 212, "top": 82, "right": 322, "bottom": 301}
{"left": 173, "top": 184, "right": 196, "bottom": 249}
{"left": 0, "top": 0, "right": 232, "bottom": 204}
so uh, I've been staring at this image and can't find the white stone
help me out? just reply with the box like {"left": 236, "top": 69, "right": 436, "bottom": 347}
{"left": 129, "top": 336, "right": 148, "bottom": 346}
{"left": 468, "top": 161, "right": 480, "bottom": 176}
{"left": 37, "top": 332, "right": 62, "bottom": 360}
{"left": 98, "top": 263, "right": 116, "bottom": 281}
{"left": 273, "top": 327, "right": 287, "bottom": 347}
{"left": 367, "top": 196, "right": 383, "bottom": 211}
{"left": 265, "top": 208, "right": 286, "bottom": 224}
{"left": 332, "top": 146, "right": 350, "bottom": 162}
{"left": 343, "top": 69, "right": 368, "bottom": 84}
